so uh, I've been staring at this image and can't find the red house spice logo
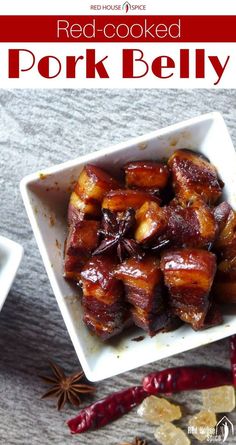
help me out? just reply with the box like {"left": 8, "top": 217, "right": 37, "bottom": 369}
{"left": 90, "top": 2, "right": 146, "bottom": 12}
{"left": 123, "top": 1, "right": 131, "bottom": 13}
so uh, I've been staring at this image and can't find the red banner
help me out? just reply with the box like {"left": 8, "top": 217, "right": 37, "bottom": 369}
{"left": 1, "top": 15, "right": 236, "bottom": 42}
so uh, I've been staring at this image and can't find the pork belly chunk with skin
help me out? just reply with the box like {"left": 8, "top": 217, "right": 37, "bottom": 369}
{"left": 68, "top": 192, "right": 101, "bottom": 226}
{"left": 64, "top": 220, "right": 100, "bottom": 281}
{"left": 75, "top": 164, "right": 119, "bottom": 202}
{"left": 124, "top": 161, "right": 169, "bottom": 192}
{"left": 144, "top": 198, "right": 217, "bottom": 250}
{"left": 199, "top": 304, "right": 222, "bottom": 329}
{"left": 164, "top": 198, "right": 217, "bottom": 248}
{"left": 168, "top": 149, "right": 223, "bottom": 205}
{"left": 102, "top": 189, "right": 160, "bottom": 213}
{"left": 80, "top": 255, "right": 128, "bottom": 340}
{"left": 161, "top": 248, "right": 217, "bottom": 330}
{"left": 213, "top": 256, "right": 236, "bottom": 304}
{"left": 213, "top": 201, "right": 232, "bottom": 233}
{"left": 173, "top": 303, "right": 222, "bottom": 331}
{"left": 135, "top": 201, "right": 168, "bottom": 244}
{"left": 212, "top": 206, "right": 236, "bottom": 303}
{"left": 68, "top": 164, "right": 119, "bottom": 225}
{"left": 114, "top": 255, "right": 171, "bottom": 336}
{"left": 214, "top": 208, "right": 236, "bottom": 259}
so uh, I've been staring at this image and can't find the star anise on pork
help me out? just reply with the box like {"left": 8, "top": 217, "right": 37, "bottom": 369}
{"left": 93, "top": 208, "right": 143, "bottom": 262}
{"left": 39, "top": 361, "right": 95, "bottom": 411}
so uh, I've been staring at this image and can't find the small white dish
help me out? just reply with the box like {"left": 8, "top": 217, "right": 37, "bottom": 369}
{"left": 20, "top": 112, "right": 236, "bottom": 382}
{"left": 0, "top": 236, "right": 23, "bottom": 312}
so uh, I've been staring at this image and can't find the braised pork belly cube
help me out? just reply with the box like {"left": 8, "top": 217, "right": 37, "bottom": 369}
{"left": 135, "top": 201, "right": 168, "bottom": 244}
{"left": 64, "top": 254, "right": 85, "bottom": 282}
{"left": 68, "top": 165, "right": 119, "bottom": 225}
{"left": 64, "top": 220, "right": 100, "bottom": 281}
{"left": 166, "top": 199, "right": 217, "bottom": 248}
{"left": 83, "top": 311, "right": 130, "bottom": 340}
{"left": 214, "top": 208, "right": 236, "bottom": 259}
{"left": 213, "top": 201, "right": 232, "bottom": 232}
{"left": 161, "top": 249, "right": 217, "bottom": 329}
{"left": 190, "top": 200, "right": 218, "bottom": 246}
{"left": 80, "top": 255, "right": 127, "bottom": 340}
{"left": 173, "top": 303, "right": 222, "bottom": 330}
{"left": 168, "top": 149, "right": 223, "bottom": 205}
{"left": 114, "top": 256, "right": 163, "bottom": 310}
{"left": 213, "top": 257, "right": 236, "bottom": 304}
{"left": 161, "top": 248, "right": 216, "bottom": 307}
{"left": 114, "top": 256, "right": 168, "bottom": 336}
{"left": 68, "top": 192, "right": 101, "bottom": 225}
{"left": 150, "top": 199, "right": 217, "bottom": 251}
{"left": 213, "top": 206, "right": 236, "bottom": 304}
{"left": 65, "top": 220, "right": 100, "bottom": 257}
{"left": 131, "top": 306, "right": 170, "bottom": 336}
{"left": 102, "top": 189, "right": 160, "bottom": 213}
{"left": 173, "top": 306, "right": 207, "bottom": 330}
{"left": 75, "top": 164, "right": 119, "bottom": 202}
{"left": 132, "top": 306, "right": 181, "bottom": 335}
{"left": 199, "top": 304, "right": 223, "bottom": 329}
{"left": 124, "top": 161, "right": 169, "bottom": 192}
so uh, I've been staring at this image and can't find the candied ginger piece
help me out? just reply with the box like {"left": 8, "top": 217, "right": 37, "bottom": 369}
{"left": 188, "top": 410, "right": 217, "bottom": 442}
{"left": 202, "top": 385, "right": 235, "bottom": 413}
{"left": 138, "top": 395, "right": 181, "bottom": 425}
{"left": 154, "top": 422, "right": 190, "bottom": 445}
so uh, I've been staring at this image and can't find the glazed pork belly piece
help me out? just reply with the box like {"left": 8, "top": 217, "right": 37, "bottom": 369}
{"left": 213, "top": 205, "right": 236, "bottom": 303}
{"left": 213, "top": 257, "right": 236, "bottom": 304}
{"left": 68, "top": 164, "right": 119, "bottom": 225}
{"left": 161, "top": 248, "right": 218, "bottom": 330}
{"left": 168, "top": 149, "right": 223, "bottom": 205}
{"left": 135, "top": 201, "right": 168, "bottom": 244}
{"left": 124, "top": 161, "right": 169, "bottom": 193}
{"left": 64, "top": 220, "right": 100, "bottom": 282}
{"left": 213, "top": 201, "right": 232, "bottom": 233}
{"left": 114, "top": 255, "right": 171, "bottom": 336}
{"left": 163, "top": 199, "right": 218, "bottom": 249}
{"left": 102, "top": 189, "right": 160, "bottom": 213}
{"left": 80, "top": 255, "right": 129, "bottom": 340}
{"left": 172, "top": 302, "right": 222, "bottom": 330}
{"left": 135, "top": 198, "right": 217, "bottom": 250}
{"left": 214, "top": 206, "right": 236, "bottom": 259}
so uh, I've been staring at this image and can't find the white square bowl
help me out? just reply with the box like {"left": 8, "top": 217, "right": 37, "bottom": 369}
{"left": 0, "top": 236, "right": 23, "bottom": 312}
{"left": 20, "top": 112, "right": 236, "bottom": 382}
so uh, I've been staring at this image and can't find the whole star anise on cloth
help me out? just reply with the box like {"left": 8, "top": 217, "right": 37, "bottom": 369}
{"left": 39, "top": 361, "right": 95, "bottom": 411}
{"left": 93, "top": 208, "right": 143, "bottom": 262}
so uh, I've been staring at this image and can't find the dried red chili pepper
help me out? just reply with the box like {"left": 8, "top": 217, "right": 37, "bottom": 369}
{"left": 68, "top": 385, "right": 146, "bottom": 434}
{"left": 230, "top": 335, "right": 236, "bottom": 386}
{"left": 67, "top": 365, "right": 232, "bottom": 434}
{"left": 142, "top": 366, "right": 232, "bottom": 395}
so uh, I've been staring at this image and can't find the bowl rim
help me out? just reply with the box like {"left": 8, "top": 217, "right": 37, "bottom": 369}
{"left": 0, "top": 235, "right": 24, "bottom": 311}
{"left": 20, "top": 111, "right": 223, "bottom": 187}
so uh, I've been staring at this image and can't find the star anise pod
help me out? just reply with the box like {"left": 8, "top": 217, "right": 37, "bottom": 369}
{"left": 93, "top": 208, "right": 143, "bottom": 262}
{"left": 39, "top": 361, "right": 95, "bottom": 411}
